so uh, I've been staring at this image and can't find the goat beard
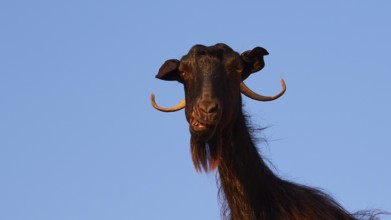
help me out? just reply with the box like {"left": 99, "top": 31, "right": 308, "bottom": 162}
{"left": 190, "top": 134, "right": 223, "bottom": 173}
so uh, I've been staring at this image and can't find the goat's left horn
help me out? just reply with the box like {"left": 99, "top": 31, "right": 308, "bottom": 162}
{"left": 150, "top": 94, "right": 186, "bottom": 112}
{"left": 240, "top": 79, "right": 286, "bottom": 101}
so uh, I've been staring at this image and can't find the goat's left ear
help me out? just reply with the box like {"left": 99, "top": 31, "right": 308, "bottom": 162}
{"left": 155, "top": 59, "right": 181, "bottom": 82}
{"left": 241, "top": 47, "right": 269, "bottom": 80}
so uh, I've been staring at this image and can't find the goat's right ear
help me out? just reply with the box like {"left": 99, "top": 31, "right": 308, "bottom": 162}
{"left": 155, "top": 59, "right": 181, "bottom": 82}
{"left": 241, "top": 47, "right": 269, "bottom": 80}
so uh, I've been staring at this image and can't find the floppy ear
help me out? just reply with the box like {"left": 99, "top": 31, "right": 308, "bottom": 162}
{"left": 155, "top": 59, "right": 181, "bottom": 82}
{"left": 241, "top": 47, "right": 269, "bottom": 80}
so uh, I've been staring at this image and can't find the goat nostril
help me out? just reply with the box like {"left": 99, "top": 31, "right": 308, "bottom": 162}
{"left": 208, "top": 103, "right": 218, "bottom": 113}
{"left": 199, "top": 101, "right": 218, "bottom": 114}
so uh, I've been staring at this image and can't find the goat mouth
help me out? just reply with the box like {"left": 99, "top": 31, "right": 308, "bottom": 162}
{"left": 189, "top": 115, "right": 216, "bottom": 136}
{"left": 192, "top": 119, "right": 206, "bottom": 130}
{"left": 190, "top": 116, "right": 208, "bottom": 132}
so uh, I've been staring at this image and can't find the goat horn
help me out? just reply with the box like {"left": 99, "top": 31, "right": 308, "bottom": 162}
{"left": 150, "top": 94, "right": 186, "bottom": 112}
{"left": 240, "top": 79, "right": 286, "bottom": 101}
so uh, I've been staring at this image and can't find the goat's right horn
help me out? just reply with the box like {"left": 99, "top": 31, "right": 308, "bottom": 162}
{"left": 240, "top": 79, "right": 286, "bottom": 101}
{"left": 150, "top": 94, "right": 186, "bottom": 112}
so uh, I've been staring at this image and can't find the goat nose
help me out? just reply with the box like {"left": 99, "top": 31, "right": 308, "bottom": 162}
{"left": 199, "top": 100, "right": 219, "bottom": 113}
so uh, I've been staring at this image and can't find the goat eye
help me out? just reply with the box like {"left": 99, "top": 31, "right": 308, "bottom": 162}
{"left": 180, "top": 71, "right": 187, "bottom": 78}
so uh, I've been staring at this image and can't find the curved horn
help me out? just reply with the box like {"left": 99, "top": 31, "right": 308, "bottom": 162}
{"left": 240, "top": 79, "right": 286, "bottom": 101}
{"left": 150, "top": 94, "right": 186, "bottom": 112}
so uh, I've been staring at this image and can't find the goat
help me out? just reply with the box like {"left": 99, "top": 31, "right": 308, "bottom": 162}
{"left": 151, "top": 43, "right": 380, "bottom": 220}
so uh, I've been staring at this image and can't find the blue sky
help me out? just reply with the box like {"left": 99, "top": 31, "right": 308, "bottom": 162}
{"left": 1, "top": 1, "right": 390, "bottom": 219}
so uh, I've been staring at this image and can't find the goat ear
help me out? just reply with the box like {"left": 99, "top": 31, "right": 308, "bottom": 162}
{"left": 241, "top": 47, "right": 269, "bottom": 80}
{"left": 155, "top": 59, "right": 181, "bottom": 82}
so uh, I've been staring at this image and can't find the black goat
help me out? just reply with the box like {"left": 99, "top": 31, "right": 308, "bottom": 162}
{"left": 151, "top": 43, "right": 381, "bottom": 220}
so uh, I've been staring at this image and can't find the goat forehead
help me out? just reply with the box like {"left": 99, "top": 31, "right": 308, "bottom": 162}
{"left": 182, "top": 52, "right": 237, "bottom": 71}
{"left": 180, "top": 44, "right": 242, "bottom": 81}
{"left": 180, "top": 56, "right": 223, "bottom": 75}
{"left": 187, "top": 44, "right": 236, "bottom": 60}
{"left": 198, "top": 56, "right": 223, "bottom": 71}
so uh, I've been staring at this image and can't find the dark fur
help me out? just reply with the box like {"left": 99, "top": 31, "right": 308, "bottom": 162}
{"left": 155, "top": 43, "right": 382, "bottom": 220}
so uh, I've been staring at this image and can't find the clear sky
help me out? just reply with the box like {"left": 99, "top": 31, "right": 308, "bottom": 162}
{"left": 1, "top": 1, "right": 390, "bottom": 219}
